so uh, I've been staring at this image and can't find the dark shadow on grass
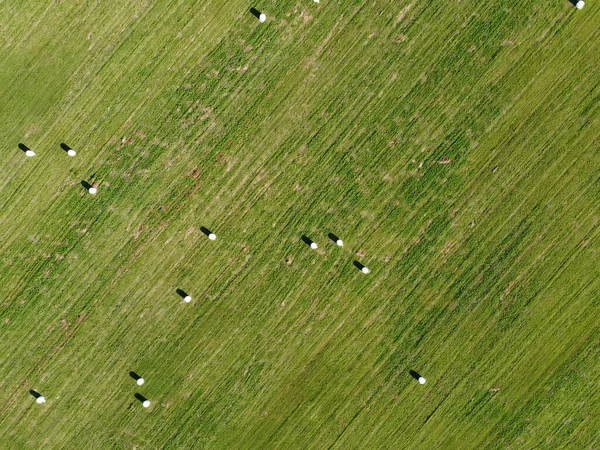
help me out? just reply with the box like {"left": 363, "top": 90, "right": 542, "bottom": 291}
{"left": 301, "top": 235, "right": 315, "bottom": 247}
{"left": 18, "top": 143, "right": 30, "bottom": 153}
{"left": 176, "top": 288, "right": 188, "bottom": 299}
{"left": 60, "top": 143, "right": 72, "bottom": 152}
{"left": 129, "top": 371, "right": 142, "bottom": 383}
{"left": 81, "top": 180, "right": 92, "bottom": 190}
{"left": 249, "top": 7, "right": 262, "bottom": 18}
{"left": 134, "top": 393, "right": 148, "bottom": 404}
{"left": 409, "top": 370, "right": 422, "bottom": 381}
{"left": 29, "top": 389, "right": 43, "bottom": 399}
{"left": 200, "top": 226, "right": 213, "bottom": 237}
{"left": 328, "top": 233, "right": 340, "bottom": 244}
{"left": 353, "top": 261, "right": 366, "bottom": 271}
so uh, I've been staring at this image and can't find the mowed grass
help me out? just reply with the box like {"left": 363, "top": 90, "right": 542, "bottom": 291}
{"left": 0, "top": 0, "right": 599, "bottom": 448}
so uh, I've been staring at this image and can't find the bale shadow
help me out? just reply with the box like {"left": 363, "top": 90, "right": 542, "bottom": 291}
{"left": 134, "top": 393, "right": 148, "bottom": 403}
{"left": 81, "top": 180, "right": 92, "bottom": 190}
{"left": 176, "top": 288, "right": 188, "bottom": 299}
{"left": 29, "top": 389, "right": 43, "bottom": 399}
{"left": 200, "top": 226, "right": 213, "bottom": 237}
{"left": 60, "top": 143, "right": 72, "bottom": 152}
{"left": 409, "top": 370, "right": 422, "bottom": 381}
{"left": 249, "top": 7, "right": 261, "bottom": 18}
{"left": 301, "top": 235, "right": 314, "bottom": 247}
{"left": 129, "top": 371, "right": 142, "bottom": 382}
{"left": 18, "top": 143, "right": 30, "bottom": 153}
{"left": 328, "top": 232, "right": 340, "bottom": 244}
{"left": 353, "top": 261, "right": 366, "bottom": 271}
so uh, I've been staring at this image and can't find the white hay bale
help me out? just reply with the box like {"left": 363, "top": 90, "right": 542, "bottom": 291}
{"left": 67, "top": 149, "right": 76, "bottom": 156}
{"left": 142, "top": 400, "right": 150, "bottom": 408}
{"left": 418, "top": 376, "right": 426, "bottom": 384}
{"left": 208, "top": 233, "right": 216, "bottom": 240}
{"left": 361, "top": 266, "right": 370, "bottom": 274}
{"left": 184, "top": 295, "right": 192, "bottom": 303}
{"left": 88, "top": 187, "right": 97, "bottom": 195}
{"left": 136, "top": 377, "right": 145, "bottom": 386}
{"left": 259, "top": 13, "right": 267, "bottom": 22}
{"left": 36, "top": 396, "right": 46, "bottom": 404}
{"left": 576, "top": 1, "right": 584, "bottom": 9}
{"left": 25, "top": 150, "right": 35, "bottom": 157}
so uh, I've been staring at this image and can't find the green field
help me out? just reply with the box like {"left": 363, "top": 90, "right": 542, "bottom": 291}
{"left": 1, "top": 0, "right": 599, "bottom": 448}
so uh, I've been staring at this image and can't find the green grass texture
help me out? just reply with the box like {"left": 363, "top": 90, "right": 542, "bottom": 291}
{"left": 0, "top": 0, "right": 599, "bottom": 448}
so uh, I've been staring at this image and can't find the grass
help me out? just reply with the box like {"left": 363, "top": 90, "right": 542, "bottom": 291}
{"left": 0, "top": 0, "right": 599, "bottom": 448}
